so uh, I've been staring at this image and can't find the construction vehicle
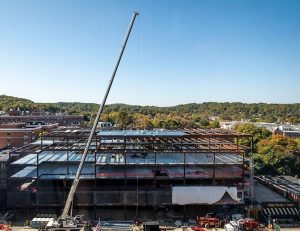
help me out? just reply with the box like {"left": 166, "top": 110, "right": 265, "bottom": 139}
{"left": 45, "top": 11, "right": 139, "bottom": 231}
{"left": 196, "top": 213, "right": 222, "bottom": 228}
{"left": 191, "top": 226, "right": 206, "bottom": 231}
{"left": 0, "top": 213, "right": 10, "bottom": 231}
{"left": 237, "top": 218, "right": 259, "bottom": 231}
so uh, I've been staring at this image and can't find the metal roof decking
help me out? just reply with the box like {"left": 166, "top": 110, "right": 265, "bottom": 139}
{"left": 257, "top": 175, "right": 300, "bottom": 196}
{"left": 11, "top": 151, "right": 244, "bottom": 166}
{"left": 11, "top": 164, "right": 243, "bottom": 179}
{"left": 11, "top": 130, "right": 251, "bottom": 155}
{"left": 98, "top": 130, "right": 186, "bottom": 137}
{"left": 254, "top": 181, "right": 289, "bottom": 203}
{"left": 42, "top": 128, "right": 251, "bottom": 139}
{"left": 11, "top": 166, "right": 37, "bottom": 178}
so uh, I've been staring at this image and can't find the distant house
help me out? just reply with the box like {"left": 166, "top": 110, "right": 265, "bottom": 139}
{"left": 98, "top": 121, "right": 113, "bottom": 128}
{"left": 220, "top": 121, "right": 241, "bottom": 130}
{"left": 273, "top": 126, "right": 300, "bottom": 139}
{"left": 280, "top": 130, "right": 300, "bottom": 139}
{"left": 208, "top": 116, "right": 219, "bottom": 121}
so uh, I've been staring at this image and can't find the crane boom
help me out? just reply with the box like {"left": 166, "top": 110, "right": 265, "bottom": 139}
{"left": 61, "top": 11, "right": 139, "bottom": 218}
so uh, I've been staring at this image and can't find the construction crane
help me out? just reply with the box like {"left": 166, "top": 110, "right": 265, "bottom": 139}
{"left": 46, "top": 11, "right": 139, "bottom": 231}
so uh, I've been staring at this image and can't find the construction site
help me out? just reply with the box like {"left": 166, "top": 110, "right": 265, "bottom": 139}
{"left": 7, "top": 128, "right": 253, "bottom": 221}
{"left": 3, "top": 9, "right": 299, "bottom": 231}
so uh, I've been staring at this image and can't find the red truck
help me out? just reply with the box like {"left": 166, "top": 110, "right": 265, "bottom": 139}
{"left": 238, "top": 218, "right": 259, "bottom": 231}
{"left": 196, "top": 214, "right": 222, "bottom": 228}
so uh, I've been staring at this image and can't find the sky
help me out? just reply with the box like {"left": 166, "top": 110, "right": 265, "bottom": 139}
{"left": 0, "top": 0, "right": 300, "bottom": 106}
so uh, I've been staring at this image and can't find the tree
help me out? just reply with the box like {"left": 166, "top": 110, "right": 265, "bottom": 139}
{"left": 1, "top": 95, "right": 300, "bottom": 128}
{"left": 256, "top": 135, "right": 299, "bottom": 175}
{"left": 210, "top": 120, "right": 220, "bottom": 128}
{"left": 235, "top": 123, "right": 272, "bottom": 152}
{"left": 295, "top": 138, "right": 300, "bottom": 148}
{"left": 152, "top": 114, "right": 165, "bottom": 128}
{"left": 133, "top": 114, "right": 153, "bottom": 129}
{"left": 258, "top": 135, "right": 298, "bottom": 155}
{"left": 192, "top": 115, "right": 209, "bottom": 128}
{"left": 115, "top": 110, "right": 133, "bottom": 128}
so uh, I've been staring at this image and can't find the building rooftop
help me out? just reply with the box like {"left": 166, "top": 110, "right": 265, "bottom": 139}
{"left": 44, "top": 128, "right": 252, "bottom": 138}
{"left": 0, "top": 122, "right": 26, "bottom": 128}
{"left": 98, "top": 129, "right": 185, "bottom": 137}
{"left": 256, "top": 175, "right": 300, "bottom": 197}
{"left": 23, "top": 128, "right": 251, "bottom": 155}
{"left": 254, "top": 181, "right": 289, "bottom": 203}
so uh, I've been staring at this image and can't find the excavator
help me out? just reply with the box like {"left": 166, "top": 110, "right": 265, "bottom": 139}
{"left": 45, "top": 11, "right": 139, "bottom": 231}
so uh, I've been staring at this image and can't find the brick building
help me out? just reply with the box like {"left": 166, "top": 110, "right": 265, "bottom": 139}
{"left": 0, "top": 115, "right": 84, "bottom": 126}
{"left": 0, "top": 123, "right": 58, "bottom": 149}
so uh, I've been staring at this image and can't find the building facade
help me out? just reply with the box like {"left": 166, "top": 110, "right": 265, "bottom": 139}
{"left": 0, "top": 123, "right": 58, "bottom": 149}
{"left": 0, "top": 115, "right": 84, "bottom": 126}
{"left": 0, "top": 152, "right": 9, "bottom": 207}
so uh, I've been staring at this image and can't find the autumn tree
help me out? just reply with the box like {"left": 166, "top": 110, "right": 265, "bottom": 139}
{"left": 255, "top": 135, "right": 299, "bottom": 175}
{"left": 133, "top": 114, "right": 153, "bottom": 129}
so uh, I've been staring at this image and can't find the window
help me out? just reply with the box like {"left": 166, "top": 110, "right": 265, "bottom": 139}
{"left": 0, "top": 179, "right": 7, "bottom": 189}
{"left": 237, "top": 191, "right": 243, "bottom": 200}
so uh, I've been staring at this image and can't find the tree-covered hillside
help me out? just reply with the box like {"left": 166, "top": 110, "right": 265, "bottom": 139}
{"left": 1, "top": 95, "right": 300, "bottom": 128}
{"left": 0, "top": 95, "right": 35, "bottom": 111}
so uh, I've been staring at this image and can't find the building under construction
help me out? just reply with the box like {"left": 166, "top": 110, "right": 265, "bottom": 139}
{"left": 8, "top": 128, "right": 253, "bottom": 220}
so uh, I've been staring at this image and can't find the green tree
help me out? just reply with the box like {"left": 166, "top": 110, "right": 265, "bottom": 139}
{"left": 115, "top": 110, "right": 132, "bottom": 128}
{"left": 235, "top": 123, "right": 272, "bottom": 152}
{"left": 210, "top": 120, "right": 220, "bottom": 128}
{"left": 192, "top": 115, "right": 209, "bottom": 128}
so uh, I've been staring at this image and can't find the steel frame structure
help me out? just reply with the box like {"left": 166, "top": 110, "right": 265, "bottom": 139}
{"left": 8, "top": 128, "right": 253, "bottom": 219}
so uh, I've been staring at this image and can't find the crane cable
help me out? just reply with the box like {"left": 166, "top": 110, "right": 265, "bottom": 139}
{"left": 137, "top": 14, "right": 140, "bottom": 106}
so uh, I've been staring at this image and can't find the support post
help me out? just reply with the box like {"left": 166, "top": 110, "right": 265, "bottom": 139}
{"left": 213, "top": 153, "right": 216, "bottom": 185}
{"left": 124, "top": 138, "right": 127, "bottom": 186}
{"left": 67, "top": 137, "right": 70, "bottom": 175}
{"left": 250, "top": 136, "right": 254, "bottom": 204}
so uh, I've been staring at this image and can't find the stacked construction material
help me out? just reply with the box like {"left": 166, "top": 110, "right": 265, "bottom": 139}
{"left": 30, "top": 214, "right": 56, "bottom": 229}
